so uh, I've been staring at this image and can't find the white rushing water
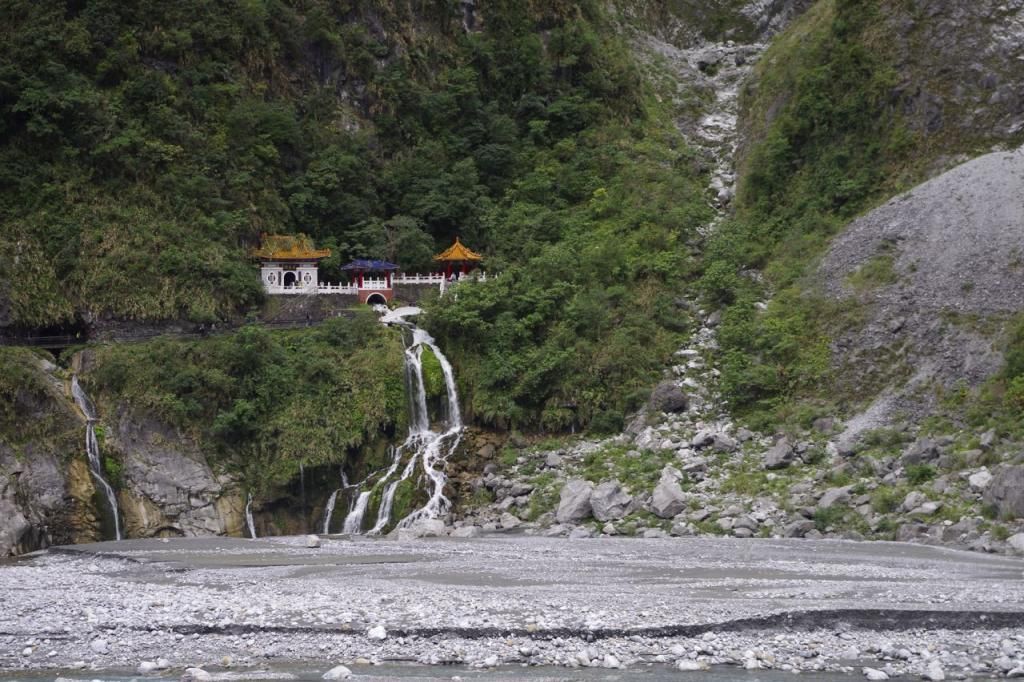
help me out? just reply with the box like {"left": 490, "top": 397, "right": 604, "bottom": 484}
{"left": 245, "top": 493, "right": 257, "bottom": 539}
{"left": 70, "top": 375, "right": 122, "bottom": 541}
{"left": 341, "top": 308, "right": 464, "bottom": 535}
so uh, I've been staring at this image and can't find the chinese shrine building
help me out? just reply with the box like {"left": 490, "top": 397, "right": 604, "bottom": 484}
{"left": 254, "top": 234, "right": 486, "bottom": 302}
{"left": 252, "top": 234, "right": 331, "bottom": 293}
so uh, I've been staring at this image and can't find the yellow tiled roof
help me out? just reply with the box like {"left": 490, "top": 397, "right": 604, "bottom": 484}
{"left": 434, "top": 237, "right": 482, "bottom": 262}
{"left": 251, "top": 234, "right": 331, "bottom": 260}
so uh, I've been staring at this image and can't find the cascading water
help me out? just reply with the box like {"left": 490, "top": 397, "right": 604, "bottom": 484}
{"left": 70, "top": 375, "right": 122, "bottom": 541}
{"left": 322, "top": 471, "right": 353, "bottom": 534}
{"left": 342, "top": 491, "right": 371, "bottom": 534}
{"left": 245, "top": 493, "right": 257, "bottom": 539}
{"left": 342, "top": 307, "right": 464, "bottom": 535}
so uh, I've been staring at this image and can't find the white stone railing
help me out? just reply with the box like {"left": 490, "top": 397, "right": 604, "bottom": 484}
{"left": 393, "top": 273, "right": 446, "bottom": 285}
{"left": 268, "top": 272, "right": 491, "bottom": 296}
{"left": 317, "top": 283, "right": 358, "bottom": 294}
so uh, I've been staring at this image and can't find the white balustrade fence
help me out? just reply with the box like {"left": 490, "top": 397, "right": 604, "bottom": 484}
{"left": 266, "top": 271, "right": 491, "bottom": 296}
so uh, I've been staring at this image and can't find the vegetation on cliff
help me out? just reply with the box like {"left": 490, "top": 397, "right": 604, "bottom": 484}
{"left": 699, "top": 0, "right": 1024, "bottom": 427}
{"left": 3, "top": 0, "right": 710, "bottom": 433}
{"left": 87, "top": 312, "right": 405, "bottom": 489}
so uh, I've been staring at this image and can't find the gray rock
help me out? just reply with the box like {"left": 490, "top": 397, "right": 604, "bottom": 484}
{"left": 783, "top": 519, "right": 815, "bottom": 538}
{"left": 712, "top": 433, "right": 738, "bottom": 452}
{"left": 901, "top": 439, "right": 941, "bottom": 465}
{"left": 568, "top": 527, "right": 596, "bottom": 539}
{"left": 982, "top": 465, "right": 1024, "bottom": 519}
{"left": 89, "top": 639, "right": 109, "bottom": 655}
{"left": 450, "top": 525, "right": 481, "bottom": 538}
{"left": 322, "top": 664, "right": 352, "bottom": 680}
{"left": 690, "top": 430, "right": 715, "bottom": 449}
{"left": 181, "top": 668, "right": 212, "bottom": 682}
{"left": 555, "top": 479, "right": 594, "bottom": 523}
{"left": 642, "top": 528, "right": 668, "bottom": 538}
{"left": 1007, "top": 532, "right": 1024, "bottom": 553}
{"left": 305, "top": 535, "right": 321, "bottom": 548}
{"left": 590, "top": 481, "right": 633, "bottom": 522}
{"left": 544, "top": 452, "right": 563, "bottom": 469}
{"left": 901, "top": 490, "right": 928, "bottom": 513}
{"left": 651, "top": 467, "right": 687, "bottom": 518}
{"left": 763, "top": 439, "right": 795, "bottom": 469}
{"left": 649, "top": 381, "right": 689, "bottom": 413}
{"left": 499, "top": 512, "right": 521, "bottom": 529}
{"left": 817, "top": 486, "right": 852, "bottom": 510}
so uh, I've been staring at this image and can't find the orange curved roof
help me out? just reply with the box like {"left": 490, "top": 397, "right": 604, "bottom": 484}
{"left": 434, "top": 237, "right": 482, "bottom": 262}
{"left": 251, "top": 234, "right": 331, "bottom": 261}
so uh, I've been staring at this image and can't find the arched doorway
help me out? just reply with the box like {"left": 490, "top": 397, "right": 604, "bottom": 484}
{"left": 366, "top": 293, "right": 387, "bottom": 305}
{"left": 283, "top": 271, "right": 297, "bottom": 287}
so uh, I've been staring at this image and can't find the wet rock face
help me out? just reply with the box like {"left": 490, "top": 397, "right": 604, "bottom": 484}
{"left": 110, "top": 408, "right": 244, "bottom": 538}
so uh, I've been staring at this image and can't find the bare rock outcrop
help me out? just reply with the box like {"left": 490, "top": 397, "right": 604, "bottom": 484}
{"left": 110, "top": 408, "right": 244, "bottom": 538}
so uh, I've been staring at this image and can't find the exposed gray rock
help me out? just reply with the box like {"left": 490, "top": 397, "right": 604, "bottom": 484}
{"left": 901, "top": 439, "right": 941, "bottom": 466}
{"left": 651, "top": 467, "right": 687, "bottom": 518}
{"left": 112, "top": 409, "right": 243, "bottom": 538}
{"left": 450, "top": 526, "right": 481, "bottom": 538}
{"left": 649, "top": 380, "right": 688, "bottom": 413}
{"left": 763, "top": 438, "right": 795, "bottom": 470}
{"left": 589, "top": 481, "right": 633, "bottom": 522}
{"left": 984, "top": 466, "right": 1024, "bottom": 520}
{"left": 783, "top": 519, "right": 815, "bottom": 538}
{"left": 821, "top": 145, "right": 1024, "bottom": 433}
{"left": 555, "top": 479, "right": 594, "bottom": 524}
{"left": 818, "top": 486, "right": 852, "bottom": 510}
{"left": 544, "top": 452, "right": 563, "bottom": 469}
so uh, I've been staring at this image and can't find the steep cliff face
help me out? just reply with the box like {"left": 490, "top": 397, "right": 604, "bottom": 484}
{"left": 0, "top": 351, "right": 98, "bottom": 555}
{"left": 107, "top": 407, "right": 245, "bottom": 538}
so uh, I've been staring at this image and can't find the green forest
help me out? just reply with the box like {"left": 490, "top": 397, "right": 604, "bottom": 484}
{"left": 1, "top": 0, "right": 711, "bottom": 432}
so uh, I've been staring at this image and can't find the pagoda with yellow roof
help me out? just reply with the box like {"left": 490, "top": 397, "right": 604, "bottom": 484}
{"left": 434, "top": 237, "right": 483, "bottom": 279}
{"left": 253, "top": 234, "right": 331, "bottom": 293}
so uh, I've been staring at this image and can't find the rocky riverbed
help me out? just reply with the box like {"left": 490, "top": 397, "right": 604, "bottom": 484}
{"left": 2, "top": 535, "right": 1023, "bottom": 680}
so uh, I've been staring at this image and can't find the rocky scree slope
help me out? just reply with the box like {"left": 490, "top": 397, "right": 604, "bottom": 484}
{"left": 819, "top": 144, "right": 1024, "bottom": 438}
{"left": 454, "top": 301, "right": 1024, "bottom": 557}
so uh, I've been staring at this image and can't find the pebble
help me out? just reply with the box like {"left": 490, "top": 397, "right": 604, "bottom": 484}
{"left": 321, "top": 664, "right": 352, "bottom": 680}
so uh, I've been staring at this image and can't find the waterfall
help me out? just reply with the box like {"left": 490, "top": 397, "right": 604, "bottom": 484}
{"left": 322, "top": 489, "right": 340, "bottom": 534}
{"left": 345, "top": 307, "right": 464, "bottom": 535}
{"left": 70, "top": 376, "right": 122, "bottom": 541}
{"left": 343, "top": 491, "right": 371, "bottom": 534}
{"left": 245, "top": 493, "right": 257, "bottom": 539}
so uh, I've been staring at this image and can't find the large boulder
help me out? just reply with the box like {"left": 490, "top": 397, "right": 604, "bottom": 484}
{"left": 651, "top": 467, "right": 687, "bottom": 519}
{"left": 763, "top": 438, "right": 795, "bottom": 470}
{"left": 649, "top": 381, "right": 688, "bottom": 413}
{"left": 555, "top": 479, "right": 594, "bottom": 523}
{"left": 817, "top": 486, "right": 852, "bottom": 510}
{"left": 590, "top": 481, "right": 633, "bottom": 521}
{"left": 983, "top": 465, "right": 1024, "bottom": 520}
{"left": 900, "top": 438, "right": 941, "bottom": 466}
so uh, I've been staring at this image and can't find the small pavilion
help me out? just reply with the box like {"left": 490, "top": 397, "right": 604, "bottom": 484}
{"left": 341, "top": 259, "right": 400, "bottom": 304}
{"left": 434, "top": 237, "right": 483, "bottom": 279}
{"left": 253, "top": 234, "right": 331, "bottom": 293}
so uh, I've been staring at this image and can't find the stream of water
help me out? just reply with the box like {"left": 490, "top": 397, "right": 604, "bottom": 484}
{"left": 340, "top": 308, "right": 463, "bottom": 534}
{"left": 70, "top": 375, "right": 122, "bottom": 541}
